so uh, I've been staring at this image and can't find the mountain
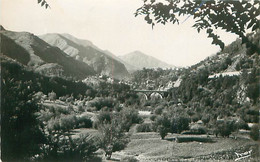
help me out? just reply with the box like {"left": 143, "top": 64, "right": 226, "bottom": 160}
{"left": 0, "top": 27, "right": 95, "bottom": 79}
{"left": 39, "top": 33, "right": 129, "bottom": 79}
{"left": 177, "top": 30, "right": 260, "bottom": 106}
{"left": 130, "top": 31, "right": 259, "bottom": 125}
{"left": 119, "top": 51, "right": 176, "bottom": 70}
{"left": 102, "top": 50, "right": 139, "bottom": 73}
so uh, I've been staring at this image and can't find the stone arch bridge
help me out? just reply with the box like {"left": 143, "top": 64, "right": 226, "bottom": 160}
{"left": 133, "top": 89, "right": 169, "bottom": 100}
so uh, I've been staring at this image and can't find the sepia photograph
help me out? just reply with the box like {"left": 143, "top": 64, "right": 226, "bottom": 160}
{"left": 0, "top": 0, "right": 259, "bottom": 161}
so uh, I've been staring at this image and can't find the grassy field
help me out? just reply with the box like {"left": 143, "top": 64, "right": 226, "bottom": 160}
{"left": 71, "top": 127, "right": 259, "bottom": 161}
{"left": 41, "top": 100, "right": 259, "bottom": 161}
{"left": 110, "top": 132, "right": 259, "bottom": 161}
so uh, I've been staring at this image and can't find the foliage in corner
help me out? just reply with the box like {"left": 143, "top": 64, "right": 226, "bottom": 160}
{"left": 37, "top": 0, "right": 50, "bottom": 9}
{"left": 135, "top": 0, "right": 260, "bottom": 54}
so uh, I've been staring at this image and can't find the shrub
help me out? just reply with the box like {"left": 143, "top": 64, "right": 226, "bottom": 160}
{"left": 136, "top": 123, "right": 153, "bottom": 132}
{"left": 154, "top": 106, "right": 163, "bottom": 115}
{"left": 170, "top": 116, "right": 190, "bottom": 134}
{"left": 176, "top": 136, "right": 213, "bottom": 143}
{"left": 39, "top": 134, "right": 99, "bottom": 161}
{"left": 235, "top": 119, "right": 249, "bottom": 130}
{"left": 119, "top": 108, "right": 143, "bottom": 132}
{"left": 201, "top": 115, "right": 210, "bottom": 124}
{"left": 150, "top": 115, "right": 157, "bottom": 121}
{"left": 59, "top": 114, "right": 77, "bottom": 132}
{"left": 158, "top": 125, "right": 168, "bottom": 139}
{"left": 250, "top": 124, "right": 259, "bottom": 141}
{"left": 98, "top": 120, "right": 129, "bottom": 160}
{"left": 191, "top": 114, "right": 200, "bottom": 122}
{"left": 97, "top": 111, "right": 111, "bottom": 124}
{"left": 155, "top": 115, "right": 171, "bottom": 139}
{"left": 77, "top": 116, "right": 93, "bottom": 128}
{"left": 214, "top": 120, "right": 236, "bottom": 137}
{"left": 190, "top": 124, "right": 207, "bottom": 134}
{"left": 88, "top": 97, "right": 115, "bottom": 111}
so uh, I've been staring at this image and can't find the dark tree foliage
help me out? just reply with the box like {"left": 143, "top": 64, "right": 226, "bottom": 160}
{"left": 1, "top": 58, "right": 95, "bottom": 99}
{"left": 245, "top": 67, "right": 260, "bottom": 104}
{"left": 250, "top": 124, "right": 260, "bottom": 141}
{"left": 98, "top": 116, "right": 129, "bottom": 160}
{"left": 170, "top": 116, "right": 190, "bottom": 134}
{"left": 37, "top": 0, "right": 50, "bottom": 9}
{"left": 136, "top": 0, "right": 260, "bottom": 54}
{"left": 1, "top": 59, "right": 100, "bottom": 161}
{"left": 1, "top": 61, "right": 45, "bottom": 161}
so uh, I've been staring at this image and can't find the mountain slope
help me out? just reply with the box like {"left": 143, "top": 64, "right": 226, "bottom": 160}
{"left": 0, "top": 28, "right": 95, "bottom": 79}
{"left": 177, "top": 30, "right": 260, "bottom": 106}
{"left": 119, "top": 51, "right": 175, "bottom": 70}
{"left": 102, "top": 50, "right": 139, "bottom": 73}
{"left": 39, "top": 33, "right": 129, "bottom": 79}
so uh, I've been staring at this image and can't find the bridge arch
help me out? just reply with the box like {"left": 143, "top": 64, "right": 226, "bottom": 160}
{"left": 150, "top": 92, "right": 163, "bottom": 100}
{"left": 133, "top": 89, "right": 169, "bottom": 100}
{"left": 137, "top": 93, "right": 149, "bottom": 101}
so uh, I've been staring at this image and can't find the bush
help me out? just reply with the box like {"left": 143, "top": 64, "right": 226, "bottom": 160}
{"left": 250, "top": 124, "right": 259, "bottom": 141}
{"left": 59, "top": 114, "right": 77, "bottom": 132}
{"left": 87, "top": 97, "right": 115, "bottom": 111}
{"left": 98, "top": 120, "right": 129, "bottom": 160}
{"left": 119, "top": 108, "right": 143, "bottom": 132}
{"left": 154, "top": 106, "right": 163, "bottom": 115}
{"left": 150, "top": 115, "right": 157, "bottom": 121}
{"left": 214, "top": 120, "right": 236, "bottom": 137}
{"left": 170, "top": 116, "right": 190, "bottom": 134}
{"left": 190, "top": 124, "right": 207, "bottom": 134}
{"left": 155, "top": 115, "right": 171, "bottom": 139}
{"left": 77, "top": 116, "right": 93, "bottom": 128}
{"left": 235, "top": 119, "right": 249, "bottom": 130}
{"left": 93, "top": 111, "right": 111, "bottom": 129}
{"left": 201, "top": 115, "right": 210, "bottom": 124}
{"left": 158, "top": 126, "right": 168, "bottom": 139}
{"left": 191, "top": 114, "right": 200, "bottom": 122}
{"left": 39, "top": 134, "right": 99, "bottom": 161}
{"left": 136, "top": 123, "right": 153, "bottom": 132}
{"left": 176, "top": 136, "right": 213, "bottom": 143}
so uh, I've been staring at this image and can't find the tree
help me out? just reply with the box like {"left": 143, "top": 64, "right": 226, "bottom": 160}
{"left": 119, "top": 107, "right": 143, "bottom": 132}
{"left": 214, "top": 119, "right": 237, "bottom": 137}
{"left": 170, "top": 116, "right": 190, "bottom": 134}
{"left": 1, "top": 62, "right": 45, "bottom": 161}
{"left": 155, "top": 114, "right": 171, "bottom": 139}
{"left": 98, "top": 119, "right": 129, "bottom": 160}
{"left": 135, "top": 0, "right": 260, "bottom": 54}
{"left": 250, "top": 124, "right": 259, "bottom": 141}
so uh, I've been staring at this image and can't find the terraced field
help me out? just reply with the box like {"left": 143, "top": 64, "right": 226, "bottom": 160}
{"left": 110, "top": 132, "right": 259, "bottom": 161}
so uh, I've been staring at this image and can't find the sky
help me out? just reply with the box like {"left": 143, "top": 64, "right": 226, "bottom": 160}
{"left": 1, "top": 0, "right": 238, "bottom": 67}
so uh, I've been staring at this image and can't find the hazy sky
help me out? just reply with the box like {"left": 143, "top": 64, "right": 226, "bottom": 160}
{"left": 1, "top": 0, "right": 238, "bottom": 67}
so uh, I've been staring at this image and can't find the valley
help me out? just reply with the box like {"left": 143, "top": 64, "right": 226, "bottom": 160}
{"left": 1, "top": 26, "right": 260, "bottom": 162}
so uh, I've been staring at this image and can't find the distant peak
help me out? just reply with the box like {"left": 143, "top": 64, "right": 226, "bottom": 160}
{"left": 133, "top": 50, "right": 145, "bottom": 54}
{"left": 61, "top": 33, "right": 73, "bottom": 37}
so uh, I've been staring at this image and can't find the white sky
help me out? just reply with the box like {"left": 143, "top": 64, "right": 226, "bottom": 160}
{"left": 0, "top": 0, "right": 238, "bottom": 67}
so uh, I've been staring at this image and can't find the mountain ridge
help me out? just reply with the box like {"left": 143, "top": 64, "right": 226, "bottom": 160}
{"left": 40, "top": 33, "right": 129, "bottom": 79}
{"left": 0, "top": 28, "right": 96, "bottom": 79}
{"left": 119, "top": 50, "right": 176, "bottom": 70}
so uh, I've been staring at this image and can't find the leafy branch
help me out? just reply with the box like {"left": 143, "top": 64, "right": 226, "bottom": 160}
{"left": 37, "top": 0, "right": 50, "bottom": 9}
{"left": 136, "top": 0, "right": 260, "bottom": 54}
